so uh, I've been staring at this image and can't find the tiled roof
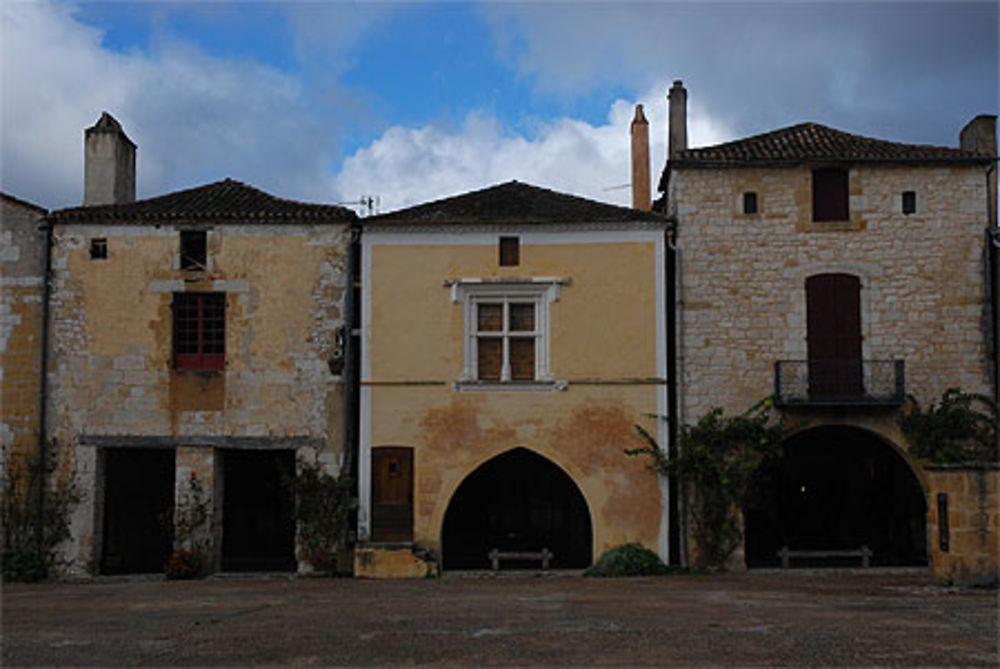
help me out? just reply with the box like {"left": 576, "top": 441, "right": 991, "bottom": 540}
{"left": 367, "top": 181, "right": 668, "bottom": 226}
{"left": 1, "top": 192, "right": 48, "bottom": 214}
{"left": 48, "top": 179, "right": 356, "bottom": 224}
{"left": 659, "top": 122, "right": 992, "bottom": 191}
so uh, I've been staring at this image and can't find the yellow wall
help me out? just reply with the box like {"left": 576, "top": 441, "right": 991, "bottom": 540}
{"left": 365, "top": 232, "right": 667, "bottom": 562}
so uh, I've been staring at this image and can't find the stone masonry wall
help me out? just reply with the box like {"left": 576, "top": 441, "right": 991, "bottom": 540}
{"left": 926, "top": 467, "right": 999, "bottom": 586}
{"left": 47, "top": 222, "right": 348, "bottom": 573}
{"left": 1, "top": 196, "right": 46, "bottom": 472}
{"left": 669, "top": 164, "right": 991, "bottom": 423}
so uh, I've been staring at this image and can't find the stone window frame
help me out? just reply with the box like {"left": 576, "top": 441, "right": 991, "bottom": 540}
{"left": 742, "top": 191, "right": 759, "bottom": 215}
{"left": 902, "top": 190, "right": 917, "bottom": 216}
{"left": 89, "top": 237, "right": 108, "bottom": 260}
{"left": 812, "top": 167, "right": 850, "bottom": 223}
{"left": 450, "top": 279, "right": 563, "bottom": 391}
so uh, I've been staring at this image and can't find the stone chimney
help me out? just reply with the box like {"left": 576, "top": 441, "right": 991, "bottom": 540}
{"left": 84, "top": 112, "right": 136, "bottom": 206}
{"left": 630, "top": 104, "right": 651, "bottom": 211}
{"left": 960, "top": 114, "right": 998, "bottom": 226}
{"left": 668, "top": 80, "right": 688, "bottom": 160}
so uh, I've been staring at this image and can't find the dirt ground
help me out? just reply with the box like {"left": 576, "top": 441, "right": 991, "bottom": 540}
{"left": 2, "top": 570, "right": 997, "bottom": 666}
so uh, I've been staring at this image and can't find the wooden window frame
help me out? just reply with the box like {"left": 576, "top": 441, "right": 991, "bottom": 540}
{"left": 173, "top": 292, "right": 225, "bottom": 372}
{"left": 451, "top": 280, "right": 561, "bottom": 388}
{"left": 180, "top": 230, "right": 208, "bottom": 271}
{"left": 473, "top": 298, "right": 540, "bottom": 382}
{"left": 89, "top": 238, "right": 107, "bottom": 260}
{"left": 499, "top": 236, "right": 520, "bottom": 267}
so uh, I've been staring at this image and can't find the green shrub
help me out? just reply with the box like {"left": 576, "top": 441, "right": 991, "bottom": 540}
{"left": 584, "top": 543, "right": 672, "bottom": 577}
{"left": 899, "top": 389, "right": 997, "bottom": 464}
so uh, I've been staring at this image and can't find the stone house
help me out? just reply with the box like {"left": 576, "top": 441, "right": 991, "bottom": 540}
{"left": 656, "top": 81, "right": 998, "bottom": 582}
{"left": 1, "top": 193, "right": 48, "bottom": 475}
{"left": 354, "top": 181, "right": 672, "bottom": 576}
{"left": 39, "top": 113, "right": 356, "bottom": 576}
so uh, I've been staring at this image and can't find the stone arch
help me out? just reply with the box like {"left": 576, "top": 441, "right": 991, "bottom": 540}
{"left": 745, "top": 424, "right": 928, "bottom": 568}
{"left": 440, "top": 447, "right": 593, "bottom": 570}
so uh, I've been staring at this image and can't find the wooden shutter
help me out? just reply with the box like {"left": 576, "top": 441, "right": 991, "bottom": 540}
{"left": 812, "top": 168, "right": 849, "bottom": 222}
{"left": 807, "top": 274, "right": 862, "bottom": 398}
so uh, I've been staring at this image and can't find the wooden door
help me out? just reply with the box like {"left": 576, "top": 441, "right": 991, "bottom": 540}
{"left": 371, "top": 447, "right": 413, "bottom": 542}
{"left": 807, "top": 274, "right": 862, "bottom": 398}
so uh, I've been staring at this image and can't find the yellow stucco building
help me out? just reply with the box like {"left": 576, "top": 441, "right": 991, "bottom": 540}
{"left": 357, "top": 182, "right": 672, "bottom": 574}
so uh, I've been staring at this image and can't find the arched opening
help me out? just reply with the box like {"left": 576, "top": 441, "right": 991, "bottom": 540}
{"left": 745, "top": 426, "right": 927, "bottom": 568}
{"left": 441, "top": 448, "right": 592, "bottom": 570}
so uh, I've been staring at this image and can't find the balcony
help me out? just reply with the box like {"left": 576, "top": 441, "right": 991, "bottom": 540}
{"left": 774, "top": 359, "right": 905, "bottom": 407}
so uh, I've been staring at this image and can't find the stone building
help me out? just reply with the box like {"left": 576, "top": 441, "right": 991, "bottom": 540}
{"left": 355, "top": 181, "right": 671, "bottom": 576}
{"left": 41, "top": 114, "right": 356, "bottom": 576}
{"left": 656, "top": 81, "right": 998, "bottom": 582}
{"left": 1, "top": 193, "right": 48, "bottom": 473}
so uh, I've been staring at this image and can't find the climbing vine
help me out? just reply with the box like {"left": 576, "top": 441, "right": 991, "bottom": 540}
{"left": 899, "top": 388, "right": 997, "bottom": 464}
{"left": 627, "top": 398, "right": 784, "bottom": 570}
{"left": 289, "top": 458, "right": 355, "bottom": 574}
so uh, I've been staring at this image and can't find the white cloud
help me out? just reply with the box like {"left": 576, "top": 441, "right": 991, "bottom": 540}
{"left": 333, "top": 84, "right": 732, "bottom": 214}
{"left": 0, "top": 1, "right": 337, "bottom": 209}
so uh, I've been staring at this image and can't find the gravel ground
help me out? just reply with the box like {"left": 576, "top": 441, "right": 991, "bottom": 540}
{"left": 2, "top": 570, "right": 997, "bottom": 666}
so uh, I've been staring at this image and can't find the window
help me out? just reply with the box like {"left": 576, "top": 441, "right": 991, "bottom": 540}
{"left": 743, "top": 192, "right": 758, "bottom": 215}
{"left": 812, "top": 168, "right": 849, "bottom": 222}
{"left": 180, "top": 230, "right": 207, "bottom": 270}
{"left": 452, "top": 280, "right": 560, "bottom": 387}
{"left": 173, "top": 292, "right": 225, "bottom": 371}
{"left": 499, "top": 236, "right": 519, "bottom": 267}
{"left": 89, "top": 238, "right": 107, "bottom": 260}
{"left": 902, "top": 191, "right": 916, "bottom": 215}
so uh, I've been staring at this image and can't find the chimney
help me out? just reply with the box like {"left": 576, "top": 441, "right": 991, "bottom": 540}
{"left": 668, "top": 80, "right": 688, "bottom": 160}
{"left": 84, "top": 112, "right": 136, "bottom": 206}
{"left": 960, "top": 114, "right": 998, "bottom": 226}
{"left": 630, "top": 104, "right": 651, "bottom": 211}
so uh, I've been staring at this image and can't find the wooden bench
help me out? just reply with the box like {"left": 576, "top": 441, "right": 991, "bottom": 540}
{"left": 488, "top": 548, "right": 553, "bottom": 571}
{"left": 777, "top": 545, "right": 873, "bottom": 569}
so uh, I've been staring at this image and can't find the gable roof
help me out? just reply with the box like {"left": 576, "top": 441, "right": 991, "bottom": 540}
{"left": 48, "top": 178, "right": 355, "bottom": 224}
{"left": 1, "top": 192, "right": 48, "bottom": 214}
{"left": 367, "top": 181, "right": 668, "bottom": 226}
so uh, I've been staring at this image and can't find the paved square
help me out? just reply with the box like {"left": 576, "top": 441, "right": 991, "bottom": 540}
{"left": 3, "top": 571, "right": 997, "bottom": 666}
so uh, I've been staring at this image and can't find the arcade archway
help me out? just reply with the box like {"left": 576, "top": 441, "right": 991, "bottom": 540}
{"left": 745, "top": 426, "right": 927, "bottom": 568}
{"left": 441, "top": 448, "right": 593, "bottom": 570}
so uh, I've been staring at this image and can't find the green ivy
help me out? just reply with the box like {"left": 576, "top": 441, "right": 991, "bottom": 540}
{"left": 289, "top": 458, "right": 355, "bottom": 574}
{"left": 627, "top": 398, "right": 784, "bottom": 570}
{"left": 584, "top": 543, "right": 677, "bottom": 577}
{"left": 898, "top": 388, "right": 997, "bottom": 464}
{"left": 1, "top": 445, "right": 81, "bottom": 582}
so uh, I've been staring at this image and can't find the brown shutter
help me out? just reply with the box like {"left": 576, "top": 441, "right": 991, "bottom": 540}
{"left": 807, "top": 274, "right": 862, "bottom": 398}
{"left": 812, "top": 168, "right": 849, "bottom": 222}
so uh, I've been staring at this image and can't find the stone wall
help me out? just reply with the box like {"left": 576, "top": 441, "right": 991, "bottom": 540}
{"left": 669, "top": 163, "right": 992, "bottom": 421}
{"left": 47, "top": 222, "right": 348, "bottom": 573}
{"left": 0, "top": 195, "right": 46, "bottom": 471}
{"left": 925, "top": 466, "right": 999, "bottom": 586}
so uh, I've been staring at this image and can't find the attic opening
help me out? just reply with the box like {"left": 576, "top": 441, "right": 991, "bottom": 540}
{"left": 100, "top": 448, "right": 175, "bottom": 575}
{"left": 180, "top": 230, "right": 207, "bottom": 270}
{"left": 744, "top": 426, "right": 927, "bottom": 568}
{"left": 220, "top": 449, "right": 296, "bottom": 572}
{"left": 441, "top": 448, "right": 592, "bottom": 570}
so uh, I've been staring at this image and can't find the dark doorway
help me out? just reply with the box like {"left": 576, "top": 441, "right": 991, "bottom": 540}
{"left": 442, "top": 448, "right": 592, "bottom": 570}
{"left": 745, "top": 426, "right": 927, "bottom": 568}
{"left": 101, "top": 448, "right": 175, "bottom": 574}
{"left": 371, "top": 447, "right": 413, "bottom": 542}
{"left": 807, "top": 273, "right": 863, "bottom": 399}
{"left": 221, "top": 449, "right": 295, "bottom": 571}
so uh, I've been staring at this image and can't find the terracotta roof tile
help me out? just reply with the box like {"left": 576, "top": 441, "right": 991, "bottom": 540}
{"left": 48, "top": 179, "right": 355, "bottom": 224}
{"left": 368, "top": 181, "right": 668, "bottom": 226}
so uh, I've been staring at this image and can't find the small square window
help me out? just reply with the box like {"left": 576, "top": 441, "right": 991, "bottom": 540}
{"left": 743, "top": 192, "right": 758, "bottom": 215}
{"left": 902, "top": 191, "right": 916, "bottom": 215}
{"left": 89, "top": 238, "right": 107, "bottom": 260}
{"left": 180, "top": 230, "right": 207, "bottom": 270}
{"left": 499, "top": 237, "right": 519, "bottom": 267}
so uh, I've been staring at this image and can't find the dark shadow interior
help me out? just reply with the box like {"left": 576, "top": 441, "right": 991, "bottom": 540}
{"left": 221, "top": 449, "right": 296, "bottom": 572}
{"left": 441, "top": 448, "right": 592, "bottom": 570}
{"left": 745, "top": 426, "right": 927, "bottom": 568}
{"left": 101, "top": 448, "right": 175, "bottom": 574}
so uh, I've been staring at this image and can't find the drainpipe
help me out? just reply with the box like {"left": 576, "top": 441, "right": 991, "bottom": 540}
{"left": 35, "top": 220, "right": 54, "bottom": 560}
{"left": 666, "top": 226, "right": 687, "bottom": 568}
{"left": 341, "top": 222, "right": 361, "bottom": 542}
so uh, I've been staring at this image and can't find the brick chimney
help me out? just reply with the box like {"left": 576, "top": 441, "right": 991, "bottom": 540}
{"left": 960, "top": 114, "right": 998, "bottom": 226}
{"left": 668, "top": 80, "right": 688, "bottom": 160}
{"left": 84, "top": 112, "right": 136, "bottom": 206}
{"left": 630, "top": 104, "right": 651, "bottom": 211}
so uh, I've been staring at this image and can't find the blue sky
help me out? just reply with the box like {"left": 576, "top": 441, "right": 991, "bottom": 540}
{"left": 2, "top": 1, "right": 997, "bottom": 212}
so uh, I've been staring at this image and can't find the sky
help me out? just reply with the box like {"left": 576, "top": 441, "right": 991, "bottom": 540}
{"left": 1, "top": 1, "right": 997, "bottom": 214}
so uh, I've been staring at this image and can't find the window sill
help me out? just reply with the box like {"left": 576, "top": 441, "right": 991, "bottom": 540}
{"left": 454, "top": 379, "right": 567, "bottom": 392}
